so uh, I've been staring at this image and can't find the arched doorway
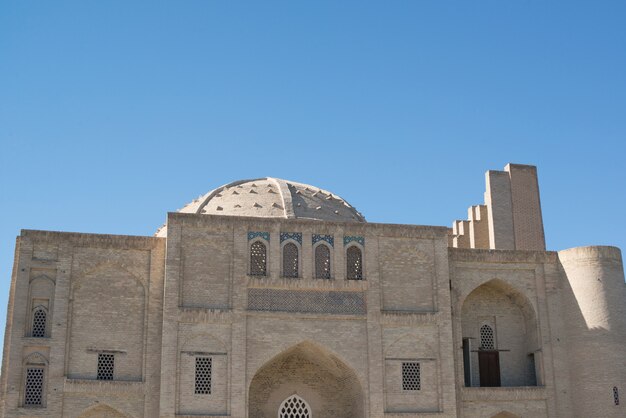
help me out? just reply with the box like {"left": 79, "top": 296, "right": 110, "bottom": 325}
{"left": 249, "top": 341, "right": 364, "bottom": 418}
{"left": 461, "top": 279, "right": 540, "bottom": 387}
{"left": 278, "top": 394, "right": 312, "bottom": 418}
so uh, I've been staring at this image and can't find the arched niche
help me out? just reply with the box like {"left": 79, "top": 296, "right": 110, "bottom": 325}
{"left": 249, "top": 341, "right": 364, "bottom": 418}
{"left": 461, "top": 279, "right": 540, "bottom": 387}
{"left": 78, "top": 404, "right": 130, "bottom": 418}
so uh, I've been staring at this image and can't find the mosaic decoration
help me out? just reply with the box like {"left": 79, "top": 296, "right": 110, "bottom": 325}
{"left": 248, "top": 289, "right": 366, "bottom": 315}
{"left": 280, "top": 232, "right": 302, "bottom": 244}
{"left": 248, "top": 231, "right": 270, "bottom": 242}
{"left": 343, "top": 236, "right": 365, "bottom": 246}
{"left": 312, "top": 234, "right": 334, "bottom": 247}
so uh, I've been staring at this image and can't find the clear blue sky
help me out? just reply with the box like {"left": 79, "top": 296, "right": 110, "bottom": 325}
{"left": 1, "top": 1, "right": 625, "bottom": 353}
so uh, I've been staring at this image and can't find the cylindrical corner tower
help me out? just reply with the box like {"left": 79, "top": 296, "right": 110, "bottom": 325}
{"left": 559, "top": 246, "right": 626, "bottom": 418}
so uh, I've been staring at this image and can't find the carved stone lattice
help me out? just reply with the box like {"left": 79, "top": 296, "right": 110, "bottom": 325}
{"left": 32, "top": 309, "right": 46, "bottom": 338}
{"left": 402, "top": 362, "right": 421, "bottom": 391}
{"left": 346, "top": 246, "right": 363, "bottom": 280}
{"left": 480, "top": 325, "right": 495, "bottom": 350}
{"left": 315, "top": 244, "right": 331, "bottom": 279}
{"left": 250, "top": 241, "right": 267, "bottom": 276}
{"left": 97, "top": 354, "right": 114, "bottom": 380}
{"left": 279, "top": 395, "right": 311, "bottom": 418}
{"left": 283, "top": 243, "right": 299, "bottom": 278}
{"left": 195, "top": 357, "right": 212, "bottom": 395}
{"left": 24, "top": 368, "right": 44, "bottom": 405}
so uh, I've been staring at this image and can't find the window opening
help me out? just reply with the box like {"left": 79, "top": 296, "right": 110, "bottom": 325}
{"left": 32, "top": 308, "right": 46, "bottom": 338}
{"left": 283, "top": 243, "right": 299, "bottom": 278}
{"left": 480, "top": 324, "right": 495, "bottom": 350}
{"left": 346, "top": 246, "right": 363, "bottom": 280}
{"left": 24, "top": 368, "right": 44, "bottom": 406}
{"left": 279, "top": 394, "right": 311, "bottom": 418}
{"left": 402, "top": 362, "right": 421, "bottom": 391}
{"left": 195, "top": 357, "right": 212, "bottom": 395}
{"left": 315, "top": 244, "right": 331, "bottom": 279}
{"left": 614, "top": 386, "right": 620, "bottom": 406}
{"left": 250, "top": 241, "right": 267, "bottom": 276}
{"left": 97, "top": 353, "right": 114, "bottom": 380}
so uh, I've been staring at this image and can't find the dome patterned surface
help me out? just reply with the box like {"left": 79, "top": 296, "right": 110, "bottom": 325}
{"left": 156, "top": 178, "right": 365, "bottom": 236}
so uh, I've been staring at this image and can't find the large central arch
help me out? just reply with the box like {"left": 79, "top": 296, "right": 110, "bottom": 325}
{"left": 248, "top": 341, "right": 364, "bottom": 418}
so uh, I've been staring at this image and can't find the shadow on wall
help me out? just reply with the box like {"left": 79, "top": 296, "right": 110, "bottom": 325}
{"left": 248, "top": 341, "right": 364, "bottom": 418}
{"left": 461, "top": 279, "right": 540, "bottom": 388}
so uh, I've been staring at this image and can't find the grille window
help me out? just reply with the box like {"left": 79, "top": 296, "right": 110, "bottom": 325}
{"left": 24, "top": 368, "right": 44, "bottom": 406}
{"left": 250, "top": 241, "right": 267, "bottom": 276}
{"left": 614, "top": 386, "right": 620, "bottom": 406}
{"left": 480, "top": 325, "right": 495, "bottom": 350}
{"left": 279, "top": 395, "right": 311, "bottom": 418}
{"left": 195, "top": 357, "right": 212, "bottom": 395}
{"left": 283, "top": 243, "right": 299, "bottom": 278}
{"left": 315, "top": 244, "right": 331, "bottom": 279}
{"left": 32, "top": 309, "right": 46, "bottom": 338}
{"left": 402, "top": 362, "right": 421, "bottom": 391}
{"left": 346, "top": 246, "right": 363, "bottom": 280}
{"left": 97, "top": 354, "right": 114, "bottom": 380}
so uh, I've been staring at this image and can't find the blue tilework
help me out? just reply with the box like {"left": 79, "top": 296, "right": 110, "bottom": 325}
{"left": 280, "top": 232, "right": 302, "bottom": 244}
{"left": 312, "top": 234, "right": 334, "bottom": 247}
{"left": 248, "top": 231, "right": 270, "bottom": 241}
{"left": 343, "top": 236, "right": 365, "bottom": 246}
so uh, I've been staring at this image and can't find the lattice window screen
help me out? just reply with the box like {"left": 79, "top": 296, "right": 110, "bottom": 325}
{"left": 250, "top": 241, "right": 267, "bottom": 276}
{"left": 283, "top": 243, "right": 299, "bottom": 278}
{"left": 315, "top": 244, "right": 331, "bottom": 279}
{"left": 614, "top": 386, "right": 620, "bottom": 406}
{"left": 195, "top": 357, "right": 212, "bottom": 395}
{"left": 279, "top": 395, "right": 311, "bottom": 418}
{"left": 346, "top": 246, "right": 363, "bottom": 280}
{"left": 402, "top": 362, "right": 421, "bottom": 390}
{"left": 24, "top": 368, "right": 44, "bottom": 406}
{"left": 480, "top": 325, "right": 495, "bottom": 350}
{"left": 97, "top": 354, "right": 114, "bottom": 380}
{"left": 32, "top": 309, "right": 46, "bottom": 338}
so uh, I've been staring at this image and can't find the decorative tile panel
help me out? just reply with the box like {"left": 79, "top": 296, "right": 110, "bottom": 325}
{"left": 248, "top": 232, "right": 270, "bottom": 241}
{"left": 343, "top": 236, "right": 365, "bottom": 246}
{"left": 248, "top": 289, "right": 366, "bottom": 315}
{"left": 280, "top": 232, "right": 302, "bottom": 244}
{"left": 312, "top": 234, "right": 334, "bottom": 247}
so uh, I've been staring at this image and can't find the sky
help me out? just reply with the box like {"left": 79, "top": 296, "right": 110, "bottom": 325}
{"left": 0, "top": 1, "right": 625, "bottom": 357}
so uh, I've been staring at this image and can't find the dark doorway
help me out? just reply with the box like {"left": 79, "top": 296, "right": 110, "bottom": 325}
{"left": 478, "top": 351, "right": 501, "bottom": 387}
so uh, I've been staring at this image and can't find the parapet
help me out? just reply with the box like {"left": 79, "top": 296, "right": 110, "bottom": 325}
{"left": 451, "top": 163, "right": 546, "bottom": 251}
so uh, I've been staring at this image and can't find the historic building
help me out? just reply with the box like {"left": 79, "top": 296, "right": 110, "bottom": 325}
{"left": 1, "top": 163, "right": 624, "bottom": 418}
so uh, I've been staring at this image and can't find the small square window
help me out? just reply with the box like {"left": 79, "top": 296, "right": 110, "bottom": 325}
{"left": 195, "top": 357, "right": 212, "bottom": 395}
{"left": 97, "top": 353, "right": 114, "bottom": 380}
{"left": 402, "top": 362, "right": 421, "bottom": 391}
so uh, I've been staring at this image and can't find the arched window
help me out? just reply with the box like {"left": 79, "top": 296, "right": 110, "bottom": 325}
{"left": 346, "top": 246, "right": 363, "bottom": 280}
{"left": 315, "top": 244, "right": 331, "bottom": 279}
{"left": 279, "top": 394, "right": 311, "bottom": 418}
{"left": 250, "top": 241, "right": 267, "bottom": 276}
{"left": 480, "top": 324, "right": 495, "bottom": 350}
{"left": 283, "top": 243, "right": 299, "bottom": 278}
{"left": 31, "top": 307, "right": 47, "bottom": 338}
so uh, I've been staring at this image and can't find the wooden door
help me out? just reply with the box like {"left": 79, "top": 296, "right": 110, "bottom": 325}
{"left": 478, "top": 351, "right": 501, "bottom": 387}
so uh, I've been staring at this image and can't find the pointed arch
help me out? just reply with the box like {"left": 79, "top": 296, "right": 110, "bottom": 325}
{"left": 78, "top": 403, "right": 132, "bottom": 418}
{"left": 249, "top": 341, "right": 364, "bottom": 418}
{"left": 314, "top": 243, "right": 332, "bottom": 279}
{"left": 279, "top": 394, "right": 312, "bottom": 418}
{"left": 346, "top": 244, "right": 363, "bottom": 280}
{"left": 250, "top": 239, "right": 268, "bottom": 276}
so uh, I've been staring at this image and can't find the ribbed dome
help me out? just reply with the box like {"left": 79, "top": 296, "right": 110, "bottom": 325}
{"left": 156, "top": 178, "right": 365, "bottom": 236}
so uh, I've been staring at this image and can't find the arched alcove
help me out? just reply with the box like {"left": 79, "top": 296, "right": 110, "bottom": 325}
{"left": 249, "top": 341, "right": 364, "bottom": 418}
{"left": 461, "top": 279, "right": 540, "bottom": 387}
{"left": 78, "top": 404, "right": 129, "bottom": 418}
